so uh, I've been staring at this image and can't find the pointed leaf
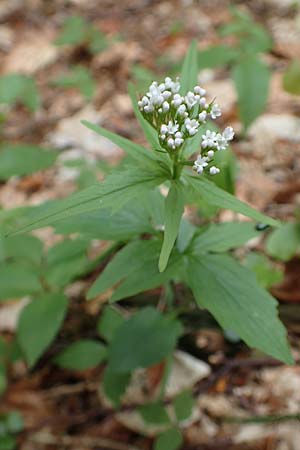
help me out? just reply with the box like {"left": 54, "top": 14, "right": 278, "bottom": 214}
{"left": 54, "top": 340, "right": 107, "bottom": 370}
{"left": 107, "top": 307, "right": 182, "bottom": 373}
{"left": 81, "top": 119, "right": 158, "bottom": 166}
{"left": 154, "top": 428, "right": 183, "bottom": 450}
{"left": 232, "top": 55, "right": 270, "bottom": 131}
{"left": 9, "top": 167, "right": 166, "bottom": 234}
{"left": 192, "top": 222, "right": 261, "bottom": 254}
{"left": 186, "top": 175, "right": 279, "bottom": 227}
{"left": 159, "top": 182, "right": 184, "bottom": 272}
{"left": 187, "top": 254, "right": 293, "bottom": 364}
{"left": 17, "top": 293, "right": 68, "bottom": 367}
{"left": 266, "top": 222, "right": 300, "bottom": 261}
{"left": 180, "top": 40, "right": 198, "bottom": 94}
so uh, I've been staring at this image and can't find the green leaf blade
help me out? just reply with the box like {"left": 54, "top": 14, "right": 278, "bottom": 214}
{"left": 180, "top": 40, "right": 198, "bottom": 94}
{"left": 17, "top": 293, "right": 68, "bottom": 367}
{"left": 159, "top": 182, "right": 184, "bottom": 272}
{"left": 54, "top": 340, "right": 107, "bottom": 370}
{"left": 186, "top": 175, "right": 279, "bottom": 227}
{"left": 232, "top": 55, "right": 270, "bottom": 131}
{"left": 187, "top": 254, "right": 293, "bottom": 364}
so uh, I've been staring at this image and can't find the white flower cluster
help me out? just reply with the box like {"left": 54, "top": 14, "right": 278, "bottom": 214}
{"left": 138, "top": 76, "right": 234, "bottom": 175}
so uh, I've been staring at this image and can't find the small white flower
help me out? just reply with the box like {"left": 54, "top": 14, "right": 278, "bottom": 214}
{"left": 199, "top": 97, "right": 206, "bottom": 107}
{"left": 193, "top": 155, "right": 209, "bottom": 174}
{"left": 216, "top": 134, "right": 228, "bottom": 151}
{"left": 162, "top": 90, "right": 172, "bottom": 99}
{"left": 198, "top": 110, "right": 207, "bottom": 122}
{"left": 207, "top": 150, "right": 214, "bottom": 159}
{"left": 201, "top": 130, "right": 217, "bottom": 148}
{"left": 166, "top": 120, "right": 179, "bottom": 134}
{"left": 174, "top": 131, "right": 184, "bottom": 147}
{"left": 162, "top": 101, "right": 170, "bottom": 112}
{"left": 160, "top": 134, "right": 166, "bottom": 141}
{"left": 167, "top": 137, "right": 175, "bottom": 149}
{"left": 185, "top": 118, "right": 199, "bottom": 136}
{"left": 144, "top": 104, "right": 154, "bottom": 113}
{"left": 222, "top": 126, "right": 234, "bottom": 141}
{"left": 177, "top": 104, "right": 187, "bottom": 116}
{"left": 172, "top": 94, "right": 183, "bottom": 107}
{"left": 185, "top": 91, "right": 197, "bottom": 109}
{"left": 160, "top": 124, "right": 168, "bottom": 135}
{"left": 194, "top": 85, "right": 206, "bottom": 96}
{"left": 209, "top": 166, "right": 220, "bottom": 175}
{"left": 210, "top": 103, "right": 222, "bottom": 119}
{"left": 171, "top": 77, "right": 181, "bottom": 93}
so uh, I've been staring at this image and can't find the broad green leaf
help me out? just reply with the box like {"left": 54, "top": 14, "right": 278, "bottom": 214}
{"left": 2, "top": 235, "right": 43, "bottom": 265}
{"left": 176, "top": 218, "right": 196, "bottom": 253}
{"left": 55, "top": 16, "right": 87, "bottom": 46}
{"left": 0, "top": 263, "right": 42, "bottom": 300}
{"left": 173, "top": 390, "right": 195, "bottom": 421}
{"left": 45, "top": 239, "right": 89, "bottom": 288}
{"left": 187, "top": 254, "right": 293, "bottom": 364}
{"left": 186, "top": 174, "right": 279, "bottom": 227}
{"left": 97, "top": 307, "right": 125, "bottom": 342}
{"left": 243, "top": 252, "right": 283, "bottom": 288}
{"left": 111, "top": 251, "right": 182, "bottom": 302}
{"left": 4, "top": 411, "right": 24, "bottom": 434}
{"left": 283, "top": 60, "right": 300, "bottom": 95}
{"left": 88, "top": 27, "right": 107, "bottom": 54}
{"left": 219, "top": 7, "right": 272, "bottom": 54}
{"left": 54, "top": 202, "right": 154, "bottom": 239}
{"left": 17, "top": 293, "right": 68, "bottom": 367}
{"left": 180, "top": 40, "right": 198, "bottom": 94}
{"left": 159, "top": 182, "right": 184, "bottom": 272}
{"left": 198, "top": 45, "right": 238, "bottom": 70}
{"left": 54, "top": 340, "right": 107, "bottom": 370}
{"left": 81, "top": 119, "right": 162, "bottom": 166}
{"left": 88, "top": 240, "right": 181, "bottom": 301}
{"left": 154, "top": 428, "right": 183, "bottom": 450}
{"left": 54, "top": 66, "right": 96, "bottom": 100}
{"left": 0, "top": 435, "right": 16, "bottom": 450}
{"left": 139, "top": 402, "right": 170, "bottom": 425}
{"left": 0, "top": 145, "right": 57, "bottom": 180}
{"left": 0, "top": 74, "right": 40, "bottom": 111}
{"left": 8, "top": 167, "right": 167, "bottom": 234}
{"left": 107, "top": 307, "right": 182, "bottom": 373}
{"left": 192, "top": 222, "right": 261, "bottom": 254}
{"left": 232, "top": 55, "right": 270, "bottom": 131}
{"left": 266, "top": 222, "right": 300, "bottom": 261}
{"left": 102, "top": 368, "right": 131, "bottom": 407}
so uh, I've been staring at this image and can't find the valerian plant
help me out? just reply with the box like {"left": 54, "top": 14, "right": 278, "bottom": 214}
{"left": 3, "top": 41, "right": 293, "bottom": 448}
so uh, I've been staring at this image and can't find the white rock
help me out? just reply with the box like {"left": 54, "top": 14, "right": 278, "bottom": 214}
{"left": 48, "top": 106, "right": 122, "bottom": 160}
{"left": 249, "top": 114, "right": 300, "bottom": 143}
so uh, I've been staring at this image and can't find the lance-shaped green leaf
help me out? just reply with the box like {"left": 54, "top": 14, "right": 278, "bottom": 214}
{"left": 154, "top": 428, "right": 183, "bottom": 450}
{"left": 186, "top": 254, "right": 293, "bottom": 364}
{"left": 266, "top": 222, "right": 300, "bottom": 261}
{"left": 0, "top": 144, "right": 57, "bottom": 180}
{"left": 159, "top": 182, "right": 184, "bottom": 272}
{"left": 232, "top": 55, "right": 270, "bottom": 131}
{"left": 81, "top": 119, "right": 160, "bottom": 166}
{"left": 180, "top": 40, "right": 198, "bottom": 94}
{"left": 107, "top": 307, "right": 182, "bottom": 373}
{"left": 87, "top": 239, "right": 181, "bottom": 301}
{"left": 54, "top": 340, "right": 107, "bottom": 370}
{"left": 186, "top": 175, "right": 279, "bottom": 227}
{"left": 192, "top": 222, "right": 261, "bottom": 254}
{"left": 128, "top": 83, "right": 168, "bottom": 166}
{"left": 17, "top": 293, "right": 68, "bottom": 367}
{"left": 8, "top": 167, "right": 167, "bottom": 235}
